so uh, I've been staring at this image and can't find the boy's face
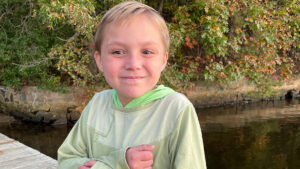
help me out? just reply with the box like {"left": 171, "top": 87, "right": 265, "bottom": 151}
{"left": 94, "top": 14, "right": 168, "bottom": 106}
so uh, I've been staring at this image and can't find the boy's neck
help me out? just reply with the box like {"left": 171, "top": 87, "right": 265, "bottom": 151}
{"left": 113, "top": 85, "right": 174, "bottom": 109}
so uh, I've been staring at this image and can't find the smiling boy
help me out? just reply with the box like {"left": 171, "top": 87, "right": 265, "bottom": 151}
{"left": 58, "top": 1, "right": 206, "bottom": 169}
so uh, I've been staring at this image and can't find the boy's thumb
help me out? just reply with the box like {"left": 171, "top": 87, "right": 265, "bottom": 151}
{"left": 136, "top": 144, "right": 155, "bottom": 151}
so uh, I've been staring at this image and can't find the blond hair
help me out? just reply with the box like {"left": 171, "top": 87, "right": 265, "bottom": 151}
{"left": 94, "top": 1, "right": 170, "bottom": 53}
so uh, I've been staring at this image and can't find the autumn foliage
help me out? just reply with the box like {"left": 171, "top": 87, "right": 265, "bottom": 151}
{"left": 0, "top": 0, "right": 299, "bottom": 96}
{"left": 168, "top": 0, "right": 299, "bottom": 95}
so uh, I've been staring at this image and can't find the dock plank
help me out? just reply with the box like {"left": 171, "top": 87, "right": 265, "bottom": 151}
{"left": 0, "top": 133, "right": 57, "bottom": 169}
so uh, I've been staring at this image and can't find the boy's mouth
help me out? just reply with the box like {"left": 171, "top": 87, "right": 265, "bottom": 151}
{"left": 121, "top": 76, "right": 144, "bottom": 79}
{"left": 120, "top": 76, "right": 145, "bottom": 83}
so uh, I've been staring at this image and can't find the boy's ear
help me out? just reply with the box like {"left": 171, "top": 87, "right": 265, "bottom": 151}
{"left": 161, "top": 52, "right": 169, "bottom": 70}
{"left": 94, "top": 51, "right": 104, "bottom": 72}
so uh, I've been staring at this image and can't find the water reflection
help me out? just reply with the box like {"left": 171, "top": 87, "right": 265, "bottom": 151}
{"left": 0, "top": 121, "right": 72, "bottom": 159}
{"left": 203, "top": 117, "right": 300, "bottom": 169}
{"left": 0, "top": 99, "right": 299, "bottom": 169}
{"left": 198, "top": 99, "right": 300, "bottom": 169}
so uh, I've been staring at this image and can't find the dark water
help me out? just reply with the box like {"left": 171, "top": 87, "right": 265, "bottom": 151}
{"left": 1, "top": 99, "right": 300, "bottom": 169}
{"left": 0, "top": 121, "right": 72, "bottom": 159}
{"left": 198, "top": 99, "right": 300, "bottom": 169}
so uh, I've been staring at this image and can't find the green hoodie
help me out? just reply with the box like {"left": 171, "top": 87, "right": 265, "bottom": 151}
{"left": 58, "top": 89, "right": 206, "bottom": 169}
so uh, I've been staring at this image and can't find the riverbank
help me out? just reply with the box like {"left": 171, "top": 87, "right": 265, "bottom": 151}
{"left": 187, "top": 78, "right": 300, "bottom": 108}
{"left": 1, "top": 78, "right": 300, "bottom": 125}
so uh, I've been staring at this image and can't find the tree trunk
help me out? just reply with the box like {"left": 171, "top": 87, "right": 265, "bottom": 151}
{"left": 157, "top": 0, "right": 164, "bottom": 14}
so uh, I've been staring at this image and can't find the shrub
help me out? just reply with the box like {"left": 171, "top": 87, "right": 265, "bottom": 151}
{"left": 1, "top": 0, "right": 299, "bottom": 96}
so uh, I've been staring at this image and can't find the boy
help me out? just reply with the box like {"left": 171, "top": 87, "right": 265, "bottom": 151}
{"left": 58, "top": 1, "right": 206, "bottom": 169}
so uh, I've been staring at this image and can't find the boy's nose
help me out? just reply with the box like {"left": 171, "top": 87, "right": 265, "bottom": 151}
{"left": 124, "top": 52, "right": 142, "bottom": 70}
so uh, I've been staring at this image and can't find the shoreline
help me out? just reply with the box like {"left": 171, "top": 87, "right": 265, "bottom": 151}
{"left": 1, "top": 78, "right": 299, "bottom": 125}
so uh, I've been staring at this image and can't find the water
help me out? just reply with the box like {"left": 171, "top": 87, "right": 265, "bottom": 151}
{"left": 199, "top": 99, "right": 300, "bottom": 169}
{"left": 0, "top": 99, "right": 300, "bottom": 169}
{"left": 203, "top": 118, "right": 300, "bottom": 169}
{"left": 0, "top": 121, "right": 72, "bottom": 159}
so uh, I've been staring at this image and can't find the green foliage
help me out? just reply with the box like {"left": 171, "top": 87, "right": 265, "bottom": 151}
{"left": 0, "top": 0, "right": 299, "bottom": 96}
{"left": 38, "top": 76, "right": 68, "bottom": 93}
{"left": 0, "top": 0, "right": 71, "bottom": 90}
{"left": 37, "top": 0, "right": 102, "bottom": 86}
{"left": 169, "top": 0, "right": 299, "bottom": 95}
{"left": 160, "top": 64, "right": 192, "bottom": 92}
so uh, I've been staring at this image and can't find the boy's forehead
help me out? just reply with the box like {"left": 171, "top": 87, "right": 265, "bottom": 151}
{"left": 108, "top": 13, "right": 151, "bottom": 28}
{"left": 99, "top": 13, "right": 168, "bottom": 52}
{"left": 104, "top": 16, "right": 162, "bottom": 42}
{"left": 102, "top": 14, "right": 158, "bottom": 39}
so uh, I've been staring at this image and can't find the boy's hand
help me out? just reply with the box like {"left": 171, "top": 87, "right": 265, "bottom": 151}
{"left": 126, "top": 144, "right": 155, "bottom": 169}
{"left": 78, "top": 160, "right": 97, "bottom": 169}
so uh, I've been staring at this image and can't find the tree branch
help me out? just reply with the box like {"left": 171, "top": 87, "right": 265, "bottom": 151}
{"left": 57, "top": 32, "right": 79, "bottom": 43}
{"left": 12, "top": 58, "right": 52, "bottom": 71}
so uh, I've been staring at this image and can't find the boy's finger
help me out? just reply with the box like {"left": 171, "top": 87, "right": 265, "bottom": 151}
{"left": 83, "top": 160, "right": 97, "bottom": 167}
{"left": 78, "top": 165, "right": 89, "bottom": 169}
{"left": 135, "top": 144, "right": 155, "bottom": 151}
{"left": 139, "top": 151, "right": 153, "bottom": 161}
{"left": 141, "top": 159, "right": 154, "bottom": 166}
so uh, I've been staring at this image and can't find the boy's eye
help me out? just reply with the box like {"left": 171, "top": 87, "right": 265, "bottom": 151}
{"left": 112, "top": 50, "right": 125, "bottom": 55}
{"left": 142, "top": 50, "right": 153, "bottom": 55}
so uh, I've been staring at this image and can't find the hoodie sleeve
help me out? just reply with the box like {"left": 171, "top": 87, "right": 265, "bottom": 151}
{"left": 168, "top": 104, "right": 207, "bottom": 169}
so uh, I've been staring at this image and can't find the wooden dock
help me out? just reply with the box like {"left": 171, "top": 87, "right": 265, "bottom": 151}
{"left": 0, "top": 133, "right": 57, "bottom": 169}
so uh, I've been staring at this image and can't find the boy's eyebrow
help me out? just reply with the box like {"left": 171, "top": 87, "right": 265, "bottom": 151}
{"left": 107, "top": 41, "right": 126, "bottom": 46}
{"left": 140, "top": 41, "right": 160, "bottom": 46}
{"left": 107, "top": 40, "right": 160, "bottom": 47}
